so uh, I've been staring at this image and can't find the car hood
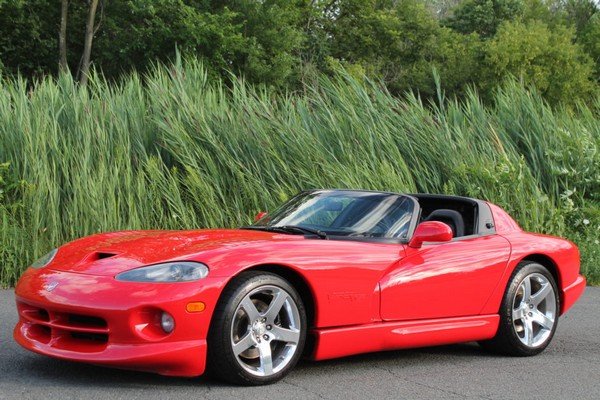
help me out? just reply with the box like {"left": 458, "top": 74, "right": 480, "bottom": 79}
{"left": 47, "top": 229, "right": 295, "bottom": 277}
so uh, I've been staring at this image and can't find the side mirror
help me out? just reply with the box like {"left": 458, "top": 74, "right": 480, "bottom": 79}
{"left": 254, "top": 211, "right": 268, "bottom": 222}
{"left": 408, "top": 221, "right": 453, "bottom": 248}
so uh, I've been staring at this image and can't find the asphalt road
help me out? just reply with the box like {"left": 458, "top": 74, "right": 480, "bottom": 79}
{"left": 0, "top": 288, "right": 598, "bottom": 400}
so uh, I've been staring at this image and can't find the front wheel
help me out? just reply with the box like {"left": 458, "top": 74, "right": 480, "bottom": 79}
{"left": 207, "top": 272, "right": 307, "bottom": 385}
{"left": 480, "top": 261, "right": 559, "bottom": 356}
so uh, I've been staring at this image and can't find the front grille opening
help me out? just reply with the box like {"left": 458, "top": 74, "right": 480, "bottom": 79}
{"left": 70, "top": 332, "right": 108, "bottom": 343}
{"left": 37, "top": 309, "right": 50, "bottom": 321}
{"left": 68, "top": 314, "right": 107, "bottom": 328}
{"left": 28, "top": 324, "right": 51, "bottom": 343}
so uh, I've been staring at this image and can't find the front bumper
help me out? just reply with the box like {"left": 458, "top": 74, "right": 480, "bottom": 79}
{"left": 13, "top": 268, "right": 225, "bottom": 377}
{"left": 561, "top": 274, "right": 586, "bottom": 315}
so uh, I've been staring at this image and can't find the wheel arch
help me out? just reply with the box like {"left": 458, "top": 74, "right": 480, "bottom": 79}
{"left": 210, "top": 263, "right": 317, "bottom": 331}
{"left": 520, "top": 254, "right": 561, "bottom": 289}
{"left": 519, "top": 253, "right": 563, "bottom": 311}
{"left": 212, "top": 264, "right": 317, "bottom": 357}
{"left": 481, "top": 251, "right": 565, "bottom": 316}
{"left": 242, "top": 264, "right": 317, "bottom": 330}
{"left": 205, "top": 264, "right": 314, "bottom": 383}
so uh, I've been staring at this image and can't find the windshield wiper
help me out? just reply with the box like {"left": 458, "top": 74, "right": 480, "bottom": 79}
{"left": 273, "top": 225, "right": 327, "bottom": 239}
{"left": 241, "top": 225, "right": 327, "bottom": 239}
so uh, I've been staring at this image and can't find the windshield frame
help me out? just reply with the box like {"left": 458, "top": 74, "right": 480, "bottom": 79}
{"left": 247, "top": 189, "right": 421, "bottom": 244}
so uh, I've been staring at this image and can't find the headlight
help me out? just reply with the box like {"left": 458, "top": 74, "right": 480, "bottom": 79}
{"left": 31, "top": 249, "right": 58, "bottom": 269}
{"left": 115, "top": 262, "right": 209, "bottom": 283}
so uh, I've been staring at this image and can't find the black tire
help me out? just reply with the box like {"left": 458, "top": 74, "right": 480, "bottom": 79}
{"left": 207, "top": 271, "right": 307, "bottom": 385}
{"left": 479, "top": 261, "right": 559, "bottom": 356}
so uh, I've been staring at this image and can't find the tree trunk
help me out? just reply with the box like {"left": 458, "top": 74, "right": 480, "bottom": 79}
{"left": 59, "top": 0, "right": 69, "bottom": 73}
{"left": 79, "top": 0, "right": 99, "bottom": 85}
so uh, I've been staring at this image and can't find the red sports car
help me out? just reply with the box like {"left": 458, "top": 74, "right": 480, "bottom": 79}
{"left": 14, "top": 190, "right": 586, "bottom": 385}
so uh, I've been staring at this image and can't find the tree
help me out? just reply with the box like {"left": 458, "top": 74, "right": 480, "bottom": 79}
{"left": 0, "top": 0, "right": 57, "bottom": 78}
{"left": 444, "top": 0, "right": 524, "bottom": 37}
{"left": 59, "top": 0, "right": 69, "bottom": 72}
{"left": 78, "top": 0, "right": 100, "bottom": 85}
{"left": 579, "top": 13, "right": 600, "bottom": 80}
{"left": 212, "top": 0, "right": 307, "bottom": 87}
{"left": 563, "top": 0, "right": 598, "bottom": 33}
{"left": 0, "top": 0, "right": 597, "bottom": 103}
{"left": 424, "top": 0, "right": 462, "bottom": 19}
{"left": 84, "top": 1, "right": 248, "bottom": 80}
{"left": 484, "top": 20, "right": 595, "bottom": 104}
{"left": 433, "top": 28, "right": 483, "bottom": 96}
{"left": 324, "top": 0, "right": 445, "bottom": 95}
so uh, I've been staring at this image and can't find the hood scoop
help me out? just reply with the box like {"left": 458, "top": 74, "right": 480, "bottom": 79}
{"left": 84, "top": 251, "right": 119, "bottom": 262}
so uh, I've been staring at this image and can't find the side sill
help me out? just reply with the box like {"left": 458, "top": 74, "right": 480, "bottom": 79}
{"left": 311, "top": 314, "right": 499, "bottom": 361}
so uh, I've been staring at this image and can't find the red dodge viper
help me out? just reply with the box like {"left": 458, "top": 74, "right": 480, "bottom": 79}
{"left": 14, "top": 190, "right": 586, "bottom": 385}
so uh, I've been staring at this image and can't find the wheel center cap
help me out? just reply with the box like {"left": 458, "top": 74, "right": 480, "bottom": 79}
{"left": 252, "top": 320, "right": 266, "bottom": 336}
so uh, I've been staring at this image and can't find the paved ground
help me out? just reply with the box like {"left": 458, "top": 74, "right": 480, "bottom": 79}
{"left": 0, "top": 288, "right": 598, "bottom": 400}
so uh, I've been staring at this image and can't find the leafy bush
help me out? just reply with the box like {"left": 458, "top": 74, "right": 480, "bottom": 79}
{"left": 485, "top": 20, "right": 595, "bottom": 105}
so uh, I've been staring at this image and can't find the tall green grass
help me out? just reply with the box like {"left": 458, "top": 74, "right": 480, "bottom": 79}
{"left": 1, "top": 59, "right": 599, "bottom": 287}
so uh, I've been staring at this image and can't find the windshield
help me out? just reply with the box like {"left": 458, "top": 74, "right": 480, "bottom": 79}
{"left": 252, "top": 190, "right": 415, "bottom": 240}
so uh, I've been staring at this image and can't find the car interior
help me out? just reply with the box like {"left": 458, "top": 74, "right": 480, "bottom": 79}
{"left": 412, "top": 195, "right": 479, "bottom": 238}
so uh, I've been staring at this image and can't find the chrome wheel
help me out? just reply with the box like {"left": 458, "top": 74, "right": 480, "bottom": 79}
{"left": 230, "top": 285, "right": 301, "bottom": 377}
{"left": 512, "top": 272, "right": 557, "bottom": 348}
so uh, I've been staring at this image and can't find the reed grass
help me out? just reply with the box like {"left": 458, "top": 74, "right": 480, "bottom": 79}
{"left": 0, "top": 59, "right": 598, "bottom": 287}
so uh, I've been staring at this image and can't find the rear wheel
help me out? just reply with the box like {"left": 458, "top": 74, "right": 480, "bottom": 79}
{"left": 479, "top": 261, "right": 559, "bottom": 356}
{"left": 207, "top": 272, "right": 306, "bottom": 385}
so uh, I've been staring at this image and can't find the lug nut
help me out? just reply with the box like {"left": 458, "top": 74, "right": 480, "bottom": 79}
{"left": 266, "top": 325, "right": 272, "bottom": 330}
{"left": 263, "top": 334, "right": 269, "bottom": 341}
{"left": 528, "top": 312, "right": 533, "bottom": 317}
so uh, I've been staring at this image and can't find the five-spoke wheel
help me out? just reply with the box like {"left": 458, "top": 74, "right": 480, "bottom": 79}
{"left": 208, "top": 272, "right": 306, "bottom": 385}
{"left": 511, "top": 272, "right": 556, "bottom": 347}
{"left": 480, "top": 261, "right": 559, "bottom": 356}
{"left": 231, "top": 285, "right": 302, "bottom": 377}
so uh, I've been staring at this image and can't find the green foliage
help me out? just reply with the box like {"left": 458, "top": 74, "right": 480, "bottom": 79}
{"left": 0, "top": 162, "right": 29, "bottom": 287}
{"left": 0, "top": 0, "right": 599, "bottom": 104}
{"left": 89, "top": 1, "right": 248, "bottom": 79}
{"left": 220, "top": 0, "right": 306, "bottom": 87}
{"left": 563, "top": 0, "right": 598, "bottom": 33}
{"left": 0, "top": 0, "right": 308, "bottom": 87}
{"left": 433, "top": 28, "right": 483, "bottom": 96}
{"left": 0, "top": 0, "right": 57, "bottom": 78}
{"left": 324, "top": 0, "right": 475, "bottom": 96}
{"left": 444, "top": 0, "right": 524, "bottom": 37}
{"left": 484, "top": 20, "right": 595, "bottom": 105}
{"left": 0, "top": 62, "right": 599, "bottom": 286}
{"left": 580, "top": 13, "right": 600, "bottom": 79}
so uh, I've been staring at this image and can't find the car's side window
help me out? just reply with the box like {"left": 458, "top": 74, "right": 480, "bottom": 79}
{"left": 414, "top": 197, "right": 478, "bottom": 238}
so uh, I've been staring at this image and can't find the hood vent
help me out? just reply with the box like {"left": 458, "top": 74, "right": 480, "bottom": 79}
{"left": 96, "top": 252, "right": 117, "bottom": 260}
{"left": 84, "top": 251, "right": 119, "bottom": 262}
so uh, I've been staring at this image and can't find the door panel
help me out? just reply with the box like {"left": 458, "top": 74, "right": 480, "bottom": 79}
{"left": 379, "top": 235, "right": 511, "bottom": 321}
